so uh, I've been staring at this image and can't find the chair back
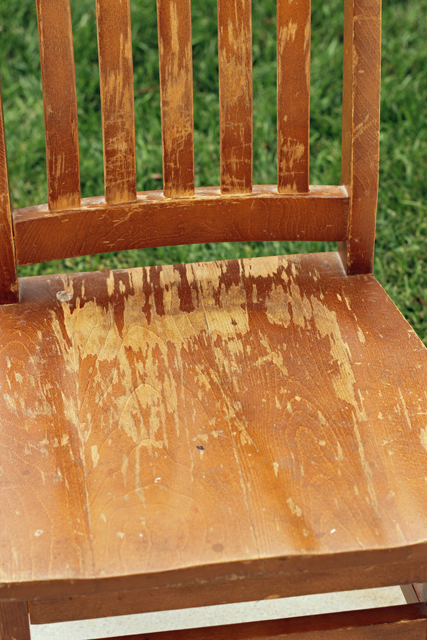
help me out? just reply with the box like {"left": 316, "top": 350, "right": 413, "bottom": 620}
{"left": 0, "top": 0, "right": 381, "bottom": 305}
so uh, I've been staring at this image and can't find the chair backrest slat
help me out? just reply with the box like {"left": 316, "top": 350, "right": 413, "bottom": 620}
{"left": 340, "top": 0, "right": 381, "bottom": 274}
{"left": 157, "top": 0, "right": 195, "bottom": 198}
{"left": 277, "top": 0, "right": 310, "bottom": 193}
{"left": 96, "top": 0, "right": 137, "bottom": 205}
{"left": 36, "top": 0, "right": 81, "bottom": 212}
{"left": 218, "top": 0, "right": 253, "bottom": 194}
{"left": 0, "top": 81, "right": 18, "bottom": 304}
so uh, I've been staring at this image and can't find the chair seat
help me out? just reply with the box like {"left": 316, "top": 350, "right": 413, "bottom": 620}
{"left": 1, "top": 252, "right": 427, "bottom": 601}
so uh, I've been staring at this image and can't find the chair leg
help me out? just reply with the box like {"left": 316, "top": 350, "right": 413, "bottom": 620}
{"left": 0, "top": 601, "right": 31, "bottom": 640}
{"left": 401, "top": 583, "right": 427, "bottom": 604}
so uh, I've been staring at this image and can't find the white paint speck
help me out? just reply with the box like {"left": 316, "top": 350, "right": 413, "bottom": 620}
{"left": 34, "top": 530, "right": 43, "bottom": 537}
{"left": 154, "top": 477, "right": 161, "bottom": 483}
{"left": 56, "top": 290, "right": 72, "bottom": 302}
{"left": 330, "top": 529, "right": 336, "bottom": 534}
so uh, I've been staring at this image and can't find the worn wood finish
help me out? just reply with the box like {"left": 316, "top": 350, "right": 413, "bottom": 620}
{"left": 36, "top": 0, "right": 80, "bottom": 212}
{"left": 218, "top": 0, "right": 253, "bottom": 194}
{"left": 0, "top": 78, "right": 18, "bottom": 305}
{"left": 81, "top": 605, "right": 427, "bottom": 640}
{"left": 2, "top": 252, "right": 427, "bottom": 605}
{"left": 13, "top": 186, "right": 348, "bottom": 266}
{"left": 339, "top": 0, "right": 381, "bottom": 274}
{"left": 0, "top": 602, "right": 31, "bottom": 640}
{"left": 157, "top": 0, "right": 195, "bottom": 197}
{"left": 96, "top": 0, "right": 137, "bottom": 205}
{"left": 277, "top": 0, "right": 310, "bottom": 193}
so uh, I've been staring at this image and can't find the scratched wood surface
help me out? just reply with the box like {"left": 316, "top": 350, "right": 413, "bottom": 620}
{"left": 96, "top": 0, "right": 137, "bottom": 205}
{"left": 36, "top": 0, "right": 81, "bottom": 212}
{"left": 339, "top": 0, "right": 381, "bottom": 274}
{"left": 0, "top": 78, "right": 18, "bottom": 305}
{"left": 157, "top": 0, "right": 195, "bottom": 197}
{"left": 0, "top": 602, "right": 31, "bottom": 640}
{"left": 218, "top": 0, "right": 253, "bottom": 193}
{"left": 77, "top": 604, "right": 427, "bottom": 640}
{"left": 277, "top": 0, "right": 310, "bottom": 193}
{"left": 13, "top": 185, "right": 348, "bottom": 266}
{"left": 2, "top": 252, "right": 427, "bottom": 603}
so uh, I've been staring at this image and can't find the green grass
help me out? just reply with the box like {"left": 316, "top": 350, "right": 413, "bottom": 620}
{"left": 1, "top": 0, "right": 426, "bottom": 343}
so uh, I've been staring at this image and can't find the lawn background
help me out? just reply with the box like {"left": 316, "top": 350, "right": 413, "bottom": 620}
{"left": 1, "top": 0, "right": 426, "bottom": 343}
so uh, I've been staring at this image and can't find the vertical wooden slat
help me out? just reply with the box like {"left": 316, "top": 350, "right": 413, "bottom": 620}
{"left": 277, "top": 0, "right": 310, "bottom": 193}
{"left": 157, "top": 0, "right": 195, "bottom": 198}
{"left": 96, "top": 0, "right": 137, "bottom": 205}
{"left": 36, "top": 0, "right": 81, "bottom": 212}
{"left": 339, "top": 0, "right": 381, "bottom": 275}
{"left": 218, "top": 0, "right": 253, "bottom": 194}
{"left": 0, "top": 602, "right": 31, "bottom": 640}
{"left": 0, "top": 77, "right": 18, "bottom": 305}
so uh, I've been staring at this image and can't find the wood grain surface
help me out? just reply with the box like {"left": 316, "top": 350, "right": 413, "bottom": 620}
{"left": 36, "top": 0, "right": 81, "bottom": 212}
{"left": 96, "top": 0, "right": 137, "bottom": 205}
{"left": 277, "top": 0, "right": 310, "bottom": 193}
{"left": 218, "top": 0, "right": 253, "bottom": 193}
{"left": 0, "top": 78, "right": 18, "bottom": 305}
{"left": 2, "top": 252, "right": 427, "bottom": 604}
{"left": 340, "top": 0, "right": 381, "bottom": 274}
{"left": 13, "top": 186, "right": 348, "bottom": 265}
{"left": 28, "top": 559, "right": 427, "bottom": 623}
{"left": 157, "top": 0, "right": 195, "bottom": 197}
{"left": 0, "top": 601, "right": 31, "bottom": 640}
{"left": 78, "top": 604, "right": 427, "bottom": 640}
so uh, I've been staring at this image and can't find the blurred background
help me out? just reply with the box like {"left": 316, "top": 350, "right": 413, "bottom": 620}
{"left": 0, "top": 0, "right": 426, "bottom": 343}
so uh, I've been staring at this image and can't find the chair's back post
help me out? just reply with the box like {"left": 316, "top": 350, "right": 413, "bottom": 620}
{"left": 0, "top": 77, "right": 19, "bottom": 305}
{"left": 340, "top": 0, "right": 382, "bottom": 275}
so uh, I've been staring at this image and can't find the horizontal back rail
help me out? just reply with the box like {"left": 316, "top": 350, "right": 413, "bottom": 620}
{"left": 0, "top": 78, "right": 18, "bottom": 304}
{"left": 36, "top": 0, "right": 81, "bottom": 212}
{"left": 13, "top": 186, "right": 348, "bottom": 266}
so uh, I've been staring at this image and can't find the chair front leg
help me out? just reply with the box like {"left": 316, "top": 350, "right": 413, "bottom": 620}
{"left": 0, "top": 601, "right": 31, "bottom": 640}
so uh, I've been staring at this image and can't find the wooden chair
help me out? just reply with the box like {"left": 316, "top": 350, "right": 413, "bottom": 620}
{"left": 1, "top": 0, "right": 427, "bottom": 638}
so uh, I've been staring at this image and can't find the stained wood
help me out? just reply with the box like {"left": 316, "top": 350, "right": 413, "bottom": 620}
{"left": 13, "top": 185, "right": 348, "bottom": 266}
{"left": 96, "top": 0, "right": 137, "bottom": 205}
{"left": 0, "top": 602, "right": 31, "bottom": 640}
{"left": 2, "top": 252, "right": 427, "bottom": 604}
{"left": 36, "top": 0, "right": 81, "bottom": 212}
{"left": 0, "top": 78, "right": 18, "bottom": 305}
{"left": 85, "top": 605, "right": 427, "bottom": 640}
{"left": 28, "top": 559, "right": 427, "bottom": 623}
{"left": 277, "top": 0, "right": 310, "bottom": 193}
{"left": 340, "top": 0, "right": 381, "bottom": 274}
{"left": 218, "top": 0, "right": 252, "bottom": 193}
{"left": 157, "top": 0, "right": 195, "bottom": 197}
